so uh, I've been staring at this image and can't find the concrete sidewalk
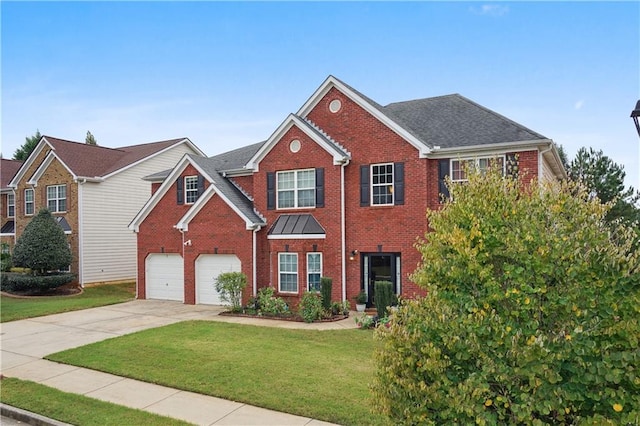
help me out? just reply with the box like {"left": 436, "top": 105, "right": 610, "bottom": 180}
{"left": 1, "top": 300, "right": 358, "bottom": 425}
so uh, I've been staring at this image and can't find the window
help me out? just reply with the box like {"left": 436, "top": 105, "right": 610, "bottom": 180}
{"left": 47, "top": 185, "right": 67, "bottom": 213}
{"left": 7, "top": 193, "right": 15, "bottom": 218}
{"left": 184, "top": 176, "right": 199, "bottom": 204}
{"left": 278, "top": 253, "right": 298, "bottom": 293}
{"left": 451, "top": 156, "right": 505, "bottom": 182}
{"left": 307, "top": 253, "right": 322, "bottom": 292}
{"left": 277, "top": 169, "right": 315, "bottom": 209}
{"left": 24, "top": 189, "right": 34, "bottom": 215}
{"left": 371, "top": 163, "right": 394, "bottom": 205}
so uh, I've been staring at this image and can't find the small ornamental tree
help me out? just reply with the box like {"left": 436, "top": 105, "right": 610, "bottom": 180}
{"left": 13, "top": 208, "right": 72, "bottom": 275}
{"left": 371, "top": 169, "right": 640, "bottom": 425}
{"left": 214, "top": 272, "right": 247, "bottom": 312}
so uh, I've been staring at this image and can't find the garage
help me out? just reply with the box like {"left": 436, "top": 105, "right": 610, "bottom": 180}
{"left": 196, "top": 254, "right": 242, "bottom": 305}
{"left": 145, "top": 253, "right": 184, "bottom": 301}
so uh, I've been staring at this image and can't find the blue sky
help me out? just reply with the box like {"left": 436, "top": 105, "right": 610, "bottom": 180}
{"left": 2, "top": 1, "right": 639, "bottom": 189}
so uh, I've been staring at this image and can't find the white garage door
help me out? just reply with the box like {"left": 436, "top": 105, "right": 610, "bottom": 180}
{"left": 145, "top": 253, "right": 184, "bottom": 302}
{"left": 196, "top": 254, "right": 242, "bottom": 305}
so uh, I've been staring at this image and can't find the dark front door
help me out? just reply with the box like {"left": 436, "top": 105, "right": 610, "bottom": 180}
{"left": 362, "top": 253, "right": 400, "bottom": 308}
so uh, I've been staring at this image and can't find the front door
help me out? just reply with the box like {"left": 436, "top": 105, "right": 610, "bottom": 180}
{"left": 362, "top": 253, "right": 400, "bottom": 308}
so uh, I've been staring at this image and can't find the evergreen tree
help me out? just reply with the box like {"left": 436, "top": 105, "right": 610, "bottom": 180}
{"left": 85, "top": 131, "right": 97, "bottom": 145}
{"left": 13, "top": 130, "right": 42, "bottom": 161}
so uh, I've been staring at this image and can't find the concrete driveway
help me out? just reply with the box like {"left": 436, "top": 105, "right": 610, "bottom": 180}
{"left": 1, "top": 300, "right": 344, "bottom": 425}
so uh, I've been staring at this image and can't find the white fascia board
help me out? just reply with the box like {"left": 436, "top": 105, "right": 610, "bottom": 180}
{"left": 427, "top": 139, "right": 554, "bottom": 159}
{"left": 541, "top": 142, "right": 567, "bottom": 179}
{"left": 102, "top": 138, "right": 205, "bottom": 180}
{"left": 128, "top": 154, "right": 197, "bottom": 232}
{"left": 174, "top": 185, "right": 216, "bottom": 231}
{"left": 27, "top": 151, "right": 77, "bottom": 186}
{"left": 296, "top": 76, "right": 431, "bottom": 158}
{"left": 267, "top": 234, "right": 326, "bottom": 240}
{"left": 246, "top": 114, "right": 349, "bottom": 171}
{"left": 9, "top": 137, "right": 54, "bottom": 187}
{"left": 214, "top": 186, "right": 266, "bottom": 230}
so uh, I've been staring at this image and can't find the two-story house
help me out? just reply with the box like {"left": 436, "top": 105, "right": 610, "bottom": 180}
{"left": 129, "top": 75, "right": 565, "bottom": 307}
{"left": 9, "top": 136, "right": 205, "bottom": 285}
{"left": 1, "top": 159, "right": 24, "bottom": 252}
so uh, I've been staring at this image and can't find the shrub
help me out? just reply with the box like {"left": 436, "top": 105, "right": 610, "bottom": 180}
{"left": 299, "top": 291, "right": 324, "bottom": 323}
{"left": 1, "top": 272, "right": 76, "bottom": 293}
{"left": 372, "top": 169, "right": 640, "bottom": 424}
{"left": 13, "top": 209, "right": 72, "bottom": 275}
{"left": 329, "top": 301, "right": 350, "bottom": 316}
{"left": 374, "top": 280, "right": 393, "bottom": 318}
{"left": 1, "top": 242, "right": 11, "bottom": 272}
{"left": 214, "top": 272, "right": 247, "bottom": 312}
{"left": 256, "top": 287, "right": 288, "bottom": 316}
{"left": 320, "top": 276, "right": 332, "bottom": 310}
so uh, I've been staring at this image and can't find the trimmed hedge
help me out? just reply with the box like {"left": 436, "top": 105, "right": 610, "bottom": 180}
{"left": 374, "top": 280, "right": 394, "bottom": 318}
{"left": 1, "top": 272, "right": 76, "bottom": 293}
{"left": 320, "top": 276, "right": 332, "bottom": 310}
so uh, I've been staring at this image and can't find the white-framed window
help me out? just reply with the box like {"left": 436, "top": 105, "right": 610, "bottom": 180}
{"left": 307, "top": 252, "right": 322, "bottom": 292}
{"left": 277, "top": 169, "right": 315, "bottom": 209}
{"left": 371, "top": 163, "right": 394, "bottom": 205}
{"left": 24, "top": 188, "right": 34, "bottom": 215}
{"left": 278, "top": 253, "right": 298, "bottom": 293}
{"left": 7, "top": 193, "right": 15, "bottom": 218}
{"left": 47, "top": 184, "right": 67, "bottom": 213}
{"left": 451, "top": 156, "right": 505, "bottom": 182}
{"left": 184, "top": 176, "right": 199, "bottom": 204}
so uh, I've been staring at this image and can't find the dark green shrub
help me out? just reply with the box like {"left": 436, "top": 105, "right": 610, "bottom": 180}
{"left": 1, "top": 272, "right": 76, "bottom": 293}
{"left": 1, "top": 242, "right": 11, "bottom": 272}
{"left": 13, "top": 209, "right": 72, "bottom": 275}
{"left": 299, "top": 291, "right": 323, "bottom": 323}
{"left": 320, "top": 276, "right": 332, "bottom": 310}
{"left": 374, "top": 280, "right": 393, "bottom": 318}
{"left": 214, "top": 271, "right": 247, "bottom": 312}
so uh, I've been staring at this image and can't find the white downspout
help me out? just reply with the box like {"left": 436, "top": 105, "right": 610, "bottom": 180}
{"left": 252, "top": 225, "right": 261, "bottom": 296}
{"left": 77, "top": 179, "right": 84, "bottom": 287}
{"left": 340, "top": 159, "right": 350, "bottom": 302}
{"left": 539, "top": 143, "right": 554, "bottom": 182}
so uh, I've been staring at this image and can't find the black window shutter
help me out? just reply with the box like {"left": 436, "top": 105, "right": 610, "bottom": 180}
{"left": 197, "top": 175, "right": 205, "bottom": 196}
{"left": 267, "top": 172, "right": 275, "bottom": 210}
{"left": 438, "top": 159, "right": 450, "bottom": 201}
{"left": 315, "top": 168, "right": 324, "bottom": 208}
{"left": 360, "top": 165, "right": 370, "bottom": 207}
{"left": 176, "top": 177, "right": 184, "bottom": 205}
{"left": 506, "top": 153, "right": 519, "bottom": 178}
{"left": 394, "top": 162, "right": 404, "bottom": 205}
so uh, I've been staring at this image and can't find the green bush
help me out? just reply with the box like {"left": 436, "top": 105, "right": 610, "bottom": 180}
{"left": 1, "top": 272, "right": 76, "bottom": 293}
{"left": 214, "top": 272, "right": 247, "bottom": 312}
{"left": 320, "top": 276, "right": 332, "bottom": 310}
{"left": 256, "top": 287, "right": 288, "bottom": 316}
{"left": 374, "top": 280, "right": 393, "bottom": 318}
{"left": 299, "top": 291, "right": 324, "bottom": 323}
{"left": 13, "top": 209, "right": 72, "bottom": 275}
{"left": 1, "top": 242, "right": 11, "bottom": 272}
{"left": 372, "top": 168, "right": 640, "bottom": 425}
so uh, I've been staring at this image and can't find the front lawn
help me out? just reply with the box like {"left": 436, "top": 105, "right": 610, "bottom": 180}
{"left": 1, "top": 282, "right": 135, "bottom": 322}
{"left": 47, "top": 321, "right": 388, "bottom": 426}
{"left": 0, "top": 377, "right": 191, "bottom": 426}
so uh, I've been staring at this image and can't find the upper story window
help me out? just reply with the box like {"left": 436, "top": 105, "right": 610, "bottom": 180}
{"left": 184, "top": 176, "right": 199, "bottom": 204}
{"left": 47, "top": 184, "right": 67, "bottom": 213}
{"left": 7, "top": 193, "right": 15, "bottom": 218}
{"left": 277, "top": 169, "right": 315, "bottom": 209}
{"left": 360, "top": 162, "right": 404, "bottom": 207}
{"left": 451, "top": 156, "right": 505, "bottom": 182}
{"left": 25, "top": 188, "right": 34, "bottom": 216}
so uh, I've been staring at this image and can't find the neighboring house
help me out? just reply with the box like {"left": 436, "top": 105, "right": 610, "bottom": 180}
{"left": 9, "top": 136, "right": 205, "bottom": 285}
{"left": 130, "top": 75, "right": 565, "bottom": 307}
{"left": 1, "top": 159, "right": 24, "bottom": 252}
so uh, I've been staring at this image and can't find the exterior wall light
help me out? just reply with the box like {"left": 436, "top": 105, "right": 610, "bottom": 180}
{"left": 349, "top": 250, "right": 358, "bottom": 261}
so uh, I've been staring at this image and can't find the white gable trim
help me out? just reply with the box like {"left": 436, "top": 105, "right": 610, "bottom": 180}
{"left": 296, "top": 75, "right": 431, "bottom": 158}
{"left": 9, "top": 137, "right": 55, "bottom": 188}
{"left": 27, "top": 150, "right": 77, "bottom": 186}
{"left": 246, "top": 114, "right": 350, "bottom": 171}
{"left": 102, "top": 138, "right": 205, "bottom": 180}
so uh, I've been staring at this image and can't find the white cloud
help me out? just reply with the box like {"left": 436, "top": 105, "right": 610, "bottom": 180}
{"left": 574, "top": 100, "right": 585, "bottom": 110}
{"left": 470, "top": 4, "right": 510, "bottom": 17}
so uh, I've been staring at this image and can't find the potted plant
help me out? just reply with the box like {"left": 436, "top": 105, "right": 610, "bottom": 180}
{"left": 354, "top": 291, "right": 367, "bottom": 312}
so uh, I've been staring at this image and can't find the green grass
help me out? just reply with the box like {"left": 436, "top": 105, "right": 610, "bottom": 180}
{"left": 1, "top": 282, "right": 135, "bottom": 322}
{"left": 47, "top": 321, "right": 389, "bottom": 426}
{"left": 0, "top": 377, "right": 192, "bottom": 425}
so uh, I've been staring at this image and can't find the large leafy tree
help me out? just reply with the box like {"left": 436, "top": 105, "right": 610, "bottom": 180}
{"left": 372, "top": 170, "right": 640, "bottom": 424}
{"left": 566, "top": 147, "right": 639, "bottom": 225}
{"left": 13, "top": 130, "right": 42, "bottom": 161}
{"left": 13, "top": 208, "right": 72, "bottom": 275}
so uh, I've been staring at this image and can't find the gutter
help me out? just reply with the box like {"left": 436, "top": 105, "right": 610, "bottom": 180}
{"left": 339, "top": 157, "right": 350, "bottom": 302}
{"left": 252, "top": 225, "right": 262, "bottom": 296}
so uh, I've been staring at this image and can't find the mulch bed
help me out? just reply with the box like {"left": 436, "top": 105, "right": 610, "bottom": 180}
{"left": 219, "top": 311, "right": 349, "bottom": 323}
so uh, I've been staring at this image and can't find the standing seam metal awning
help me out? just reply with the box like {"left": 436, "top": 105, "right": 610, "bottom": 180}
{"left": 268, "top": 214, "right": 325, "bottom": 238}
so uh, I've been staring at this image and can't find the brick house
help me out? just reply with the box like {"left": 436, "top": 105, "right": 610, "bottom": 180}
{"left": 129, "top": 75, "right": 565, "bottom": 307}
{"left": 1, "top": 159, "right": 24, "bottom": 253}
{"left": 8, "top": 136, "right": 205, "bottom": 285}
